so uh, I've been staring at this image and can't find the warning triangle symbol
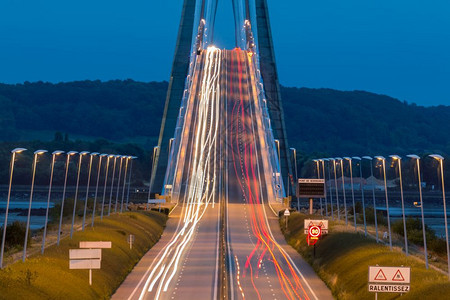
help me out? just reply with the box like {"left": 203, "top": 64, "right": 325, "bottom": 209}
{"left": 392, "top": 269, "right": 405, "bottom": 281}
{"left": 374, "top": 269, "right": 387, "bottom": 281}
{"left": 319, "top": 222, "right": 324, "bottom": 227}
{"left": 309, "top": 221, "right": 314, "bottom": 227}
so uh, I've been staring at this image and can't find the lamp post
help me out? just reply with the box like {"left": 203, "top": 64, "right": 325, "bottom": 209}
{"left": 70, "top": 151, "right": 89, "bottom": 238}
{"left": 126, "top": 157, "right": 137, "bottom": 210}
{"left": 57, "top": 151, "right": 77, "bottom": 245}
{"left": 290, "top": 148, "right": 298, "bottom": 211}
{"left": 376, "top": 156, "right": 392, "bottom": 250}
{"left": 327, "top": 158, "right": 334, "bottom": 219}
{"left": 390, "top": 155, "right": 408, "bottom": 255}
{"left": 313, "top": 159, "right": 323, "bottom": 215}
{"left": 320, "top": 159, "right": 328, "bottom": 217}
{"left": 23, "top": 149, "right": 48, "bottom": 262}
{"left": 363, "top": 156, "right": 378, "bottom": 242}
{"left": 345, "top": 157, "right": 357, "bottom": 230}
{"left": 82, "top": 152, "right": 98, "bottom": 231}
{"left": 120, "top": 156, "right": 130, "bottom": 213}
{"left": 1, "top": 148, "right": 27, "bottom": 269}
{"left": 331, "top": 158, "right": 340, "bottom": 220}
{"left": 353, "top": 157, "right": 367, "bottom": 236}
{"left": 336, "top": 158, "right": 348, "bottom": 225}
{"left": 407, "top": 154, "right": 428, "bottom": 268}
{"left": 108, "top": 155, "right": 119, "bottom": 216}
{"left": 101, "top": 155, "right": 114, "bottom": 219}
{"left": 115, "top": 156, "right": 125, "bottom": 213}
{"left": 42, "top": 150, "right": 64, "bottom": 254}
{"left": 92, "top": 154, "right": 107, "bottom": 227}
{"left": 429, "top": 154, "right": 449, "bottom": 279}
{"left": 147, "top": 147, "right": 159, "bottom": 210}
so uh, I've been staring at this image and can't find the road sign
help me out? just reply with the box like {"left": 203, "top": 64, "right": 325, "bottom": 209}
{"left": 309, "top": 225, "right": 321, "bottom": 238}
{"left": 368, "top": 284, "right": 410, "bottom": 293}
{"left": 69, "top": 249, "right": 102, "bottom": 260}
{"left": 79, "top": 241, "right": 112, "bottom": 249}
{"left": 284, "top": 209, "right": 291, "bottom": 216}
{"left": 128, "top": 234, "right": 135, "bottom": 249}
{"left": 304, "top": 219, "right": 328, "bottom": 234}
{"left": 69, "top": 259, "right": 101, "bottom": 270}
{"left": 368, "top": 266, "right": 410, "bottom": 284}
{"left": 297, "top": 178, "right": 325, "bottom": 198}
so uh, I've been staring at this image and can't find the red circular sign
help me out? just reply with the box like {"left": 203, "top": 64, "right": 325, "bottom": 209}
{"left": 309, "top": 225, "right": 321, "bottom": 238}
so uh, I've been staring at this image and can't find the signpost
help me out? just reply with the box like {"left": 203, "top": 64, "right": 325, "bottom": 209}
{"left": 297, "top": 179, "right": 325, "bottom": 214}
{"left": 128, "top": 234, "right": 135, "bottom": 249}
{"left": 368, "top": 266, "right": 410, "bottom": 298}
{"left": 70, "top": 241, "right": 112, "bottom": 286}
{"left": 304, "top": 219, "right": 329, "bottom": 235}
{"left": 284, "top": 209, "right": 290, "bottom": 231}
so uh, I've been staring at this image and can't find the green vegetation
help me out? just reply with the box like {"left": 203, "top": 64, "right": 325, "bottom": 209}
{"left": 0, "top": 221, "right": 30, "bottom": 252}
{"left": 282, "top": 212, "right": 450, "bottom": 299}
{"left": 0, "top": 211, "right": 167, "bottom": 300}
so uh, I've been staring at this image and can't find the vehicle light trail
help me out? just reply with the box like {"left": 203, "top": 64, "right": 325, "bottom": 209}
{"left": 138, "top": 47, "right": 222, "bottom": 300}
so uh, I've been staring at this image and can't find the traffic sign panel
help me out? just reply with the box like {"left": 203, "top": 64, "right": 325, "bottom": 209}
{"left": 304, "top": 219, "right": 328, "bottom": 234}
{"left": 69, "top": 259, "right": 101, "bottom": 270}
{"left": 284, "top": 209, "right": 290, "bottom": 216}
{"left": 69, "top": 249, "right": 102, "bottom": 260}
{"left": 368, "top": 284, "right": 410, "bottom": 293}
{"left": 309, "top": 225, "right": 321, "bottom": 237}
{"left": 79, "top": 241, "right": 112, "bottom": 249}
{"left": 369, "top": 266, "right": 410, "bottom": 284}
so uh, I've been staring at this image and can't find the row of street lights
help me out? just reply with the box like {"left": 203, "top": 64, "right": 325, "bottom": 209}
{"left": 0, "top": 148, "right": 137, "bottom": 268}
{"left": 311, "top": 154, "right": 447, "bottom": 276}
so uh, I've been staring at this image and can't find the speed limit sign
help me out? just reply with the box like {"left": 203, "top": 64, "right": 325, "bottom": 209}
{"left": 309, "top": 225, "right": 321, "bottom": 238}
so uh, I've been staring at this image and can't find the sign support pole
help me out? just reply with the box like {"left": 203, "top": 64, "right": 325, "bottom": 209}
{"left": 89, "top": 269, "right": 92, "bottom": 286}
{"left": 309, "top": 198, "right": 313, "bottom": 214}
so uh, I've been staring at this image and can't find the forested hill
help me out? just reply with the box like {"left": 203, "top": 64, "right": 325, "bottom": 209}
{"left": 0, "top": 80, "right": 449, "bottom": 156}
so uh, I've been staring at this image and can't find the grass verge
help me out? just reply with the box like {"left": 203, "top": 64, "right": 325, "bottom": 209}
{"left": 282, "top": 212, "right": 450, "bottom": 300}
{"left": 0, "top": 211, "right": 167, "bottom": 300}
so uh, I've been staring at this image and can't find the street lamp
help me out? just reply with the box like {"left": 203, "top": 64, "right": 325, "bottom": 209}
{"left": 82, "top": 152, "right": 98, "bottom": 231}
{"left": 57, "top": 151, "right": 77, "bottom": 245}
{"left": 353, "top": 157, "right": 367, "bottom": 236}
{"left": 108, "top": 155, "right": 119, "bottom": 216}
{"left": 1, "top": 148, "right": 27, "bottom": 269}
{"left": 115, "top": 156, "right": 125, "bottom": 213}
{"left": 101, "top": 155, "right": 114, "bottom": 219}
{"left": 70, "top": 151, "right": 89, "bottom": 238}
{"left": 363, "top": 156, "right": 378, "bottom": 242}
{"left": 290, "top": 148, "right": 298, "bottom": 211}
{"left": 92, "top": 154, "right": 107, "bottom": 227}
{"left": 390, "top": 155, "right": 408, "bottom": 255}
{"left": 42, "top": 150, "right": 64, "bottom": 254}
{"left": 429, "top": 154, "right": 449, "bottom": 279}
{"left": 326, "top": 158, "right": 334, "bottom": 219}
{"left": 336, "top": 157, "right": 348, "bottom": 225}
{"left": 330, "top": 158, "right": 340, "bottom": 220}
{"left": 126, "top": 156, "right": 138, "bottom": 210}
{"left": 120, "top": 156, "right": 131, "bottom": 213}
{"left": 375, "top": 156, "right": 392, "bottom": 250}
{"left": 407, "top": 154, "right": 428, "bottom": 268}
{"left": 148, "top": 147, "right": 159, "bottom": 210}
{"left": 320, "top": 159, "right": 328, "bottom": 217}
{"left": 345, "top": 157, "right": 357, "bottom": 230}
{"left": 23, "top": 149, "right": 48, "bottom": 262}
{"left": 313, "top": 159, "right": 323, "bottom": 215}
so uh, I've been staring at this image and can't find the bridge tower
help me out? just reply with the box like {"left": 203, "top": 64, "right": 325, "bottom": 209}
{"left": 151, "top": 0, "right": 292, "bottom": 194}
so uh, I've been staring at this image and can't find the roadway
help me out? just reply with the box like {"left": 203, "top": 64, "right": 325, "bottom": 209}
{"left": 113, "top": 47, "right": 333, "bottom": 300}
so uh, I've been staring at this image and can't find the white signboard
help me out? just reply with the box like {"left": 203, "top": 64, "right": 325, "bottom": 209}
{"left": 368, "top": 266, "right": 410, "bottom": 284}
{"left": 298, "top": 179, "right": 325, "bottom": 184}
{"left": 69, "top": 259, "right": 101, "bottom": 270}
{"left": 69, "top": 249, "right": 102, "bottom": 260}
{"left": 304, "top": 219, "right": 329, "bottom": 234}
{"left": 79, "top": 241, "right": 112, "bottom": 249}
{"left": 368, "top": 284, "right": 410, "bottom": 293}
{"left": 148, "top": 199, "right": 166, "bottom": 204}
{"left": 284, "top": 209, "right": 291, "bottom": 216}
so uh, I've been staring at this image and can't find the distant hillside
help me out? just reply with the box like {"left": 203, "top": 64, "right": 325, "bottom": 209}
{"left": 1, "top": 80, "right": 449, "bottom": 156}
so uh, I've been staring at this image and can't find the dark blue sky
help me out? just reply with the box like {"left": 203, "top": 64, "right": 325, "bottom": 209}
{"left": 1, "top": 0, "right": 449, "bottom": 106}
